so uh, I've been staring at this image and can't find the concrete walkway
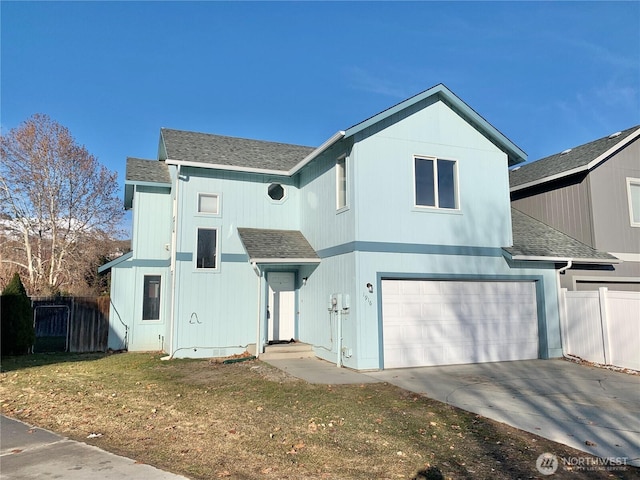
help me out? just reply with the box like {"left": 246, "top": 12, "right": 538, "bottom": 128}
{"left": 0, "top": 415, "right": 189, "bottom": 480}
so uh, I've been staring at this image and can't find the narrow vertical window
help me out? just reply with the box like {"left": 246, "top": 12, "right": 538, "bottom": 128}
{"left": 415, "top": 157, "right": 435, "bottom": 207}
{"left": 196, "top": 228, "right": 218, "bottom": 269}
{"left": 142, "top": 275, "right": 161, "bottom": 320}
{"left": 336, "top": 156, "right": 347, "bottom": 210}
{"left": 627, "top": 178, "right": 640, "bottom": 227}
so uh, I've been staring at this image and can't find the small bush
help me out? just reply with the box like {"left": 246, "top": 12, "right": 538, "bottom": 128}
{"left": 1, "top": 273, "right": 35, "bottom": 356}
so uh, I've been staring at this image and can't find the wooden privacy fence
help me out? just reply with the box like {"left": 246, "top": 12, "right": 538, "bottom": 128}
{"left": 560, "top": 288, "right": 640, "bottom": 371}
{"left": 32, "top": 296, "right": 110, "bottom": 353}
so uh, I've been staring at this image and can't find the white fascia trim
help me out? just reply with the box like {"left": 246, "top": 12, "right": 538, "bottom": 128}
{"left": 289, "top": 131, "right": 345, "bottom": 175}
{"left": 164, "top": 159, "right": 288, "bottom": 176}
{"left": 609, "top": 252, "right": 640, "bottom": 262}
{"left": 510, "top": 127, "right": 640, "bottom": 193}
{"left": 164, "top": 131, "right": 346, "bottom": 178}
{"left": 125, "top": 180, "right": 171, "bottom": 188}
{"left": 250, "top": 258, "right": 321, "bottom": 264}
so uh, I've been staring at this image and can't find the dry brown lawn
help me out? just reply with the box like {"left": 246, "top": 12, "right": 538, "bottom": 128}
{"left": 1, "top": 352, "right": 636, "bottom": 479}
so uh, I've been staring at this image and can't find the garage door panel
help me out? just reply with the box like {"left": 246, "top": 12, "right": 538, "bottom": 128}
{"left": 382, "top": 279, "right": 538, "bottom": 368}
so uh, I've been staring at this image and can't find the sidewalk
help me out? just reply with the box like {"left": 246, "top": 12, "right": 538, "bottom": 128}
{"left": 0, "top": 415, "right": 190, "bottom": 480}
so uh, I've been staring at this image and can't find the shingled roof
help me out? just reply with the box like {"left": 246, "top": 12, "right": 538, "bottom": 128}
{"left": 126, "top": 158, "right": 171, "bottom": 184}
{"left": 160, "top": 128, "right": 316, "bottom": 173}
{"left": 237, "top": 228, "right": 319, "bottom": 263}
{"left": 510, "top": 125, "right": 640, "bottom": 191}
{"left": 505, "top": 208, "right": 618, "bottom": 263}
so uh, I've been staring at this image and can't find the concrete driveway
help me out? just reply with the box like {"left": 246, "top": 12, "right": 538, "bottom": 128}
{"left": 366, "top": 359, "right": 640, "bottom": 466}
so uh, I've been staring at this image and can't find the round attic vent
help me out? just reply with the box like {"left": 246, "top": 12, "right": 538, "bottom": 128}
{"left": 560, "top": 148, "right": 572, "bottom": 155}
{"left": 608, "top": 131, "right": 622, "bottom": 139}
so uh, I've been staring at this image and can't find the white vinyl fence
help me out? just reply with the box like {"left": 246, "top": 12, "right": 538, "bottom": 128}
{"left": 560, "top": 288, "right": 640, "bottom": 371}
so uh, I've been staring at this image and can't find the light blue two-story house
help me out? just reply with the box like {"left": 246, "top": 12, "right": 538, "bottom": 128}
{"left": 101, "top": 84, "right": 581, "bottom": 370}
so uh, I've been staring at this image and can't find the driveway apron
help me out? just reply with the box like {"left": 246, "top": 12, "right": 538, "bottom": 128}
{"left": 365, "top": 359, "right": 640, "bottom": 466}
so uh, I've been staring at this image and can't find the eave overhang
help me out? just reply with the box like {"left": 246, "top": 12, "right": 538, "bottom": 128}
{"left": 501, "top": 250, "right": 621, "bottom": 265}
{"left": 98, "top": 251, "right": 133, "bottom": 273}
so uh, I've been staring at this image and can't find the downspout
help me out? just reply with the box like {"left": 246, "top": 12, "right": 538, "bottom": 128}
{"left": 556, "top": 260, "right": 572, "bottom": 357}
{"left": 252, "top": 261, "right": 262, "bottom": 358}
{"left": 166, "top": 165, "right": 181, "bottom": 360}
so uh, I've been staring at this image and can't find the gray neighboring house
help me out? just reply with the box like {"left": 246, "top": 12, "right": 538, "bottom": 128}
{"left": 510, "top": 126, "right": 640, "bottom": 291}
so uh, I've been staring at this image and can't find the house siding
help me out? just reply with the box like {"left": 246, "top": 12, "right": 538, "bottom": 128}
{"left": 131, "top": 185, "right": 172, "bottom": 260}
{"left": 169, "top": 165, "right": 301, "bottom": 358}
{"left": 590, "top": 139, "right": 640, "bottom": 253}
{"left": 511, "top": 175, "right": 594, "bottom": 247}
{"left": 352, "top": 100, "right": 513, "bottom": 248}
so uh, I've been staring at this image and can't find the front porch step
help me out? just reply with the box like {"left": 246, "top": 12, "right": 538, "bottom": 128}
{"left": 260, "top": 342, "right": 315, "bottom": 360}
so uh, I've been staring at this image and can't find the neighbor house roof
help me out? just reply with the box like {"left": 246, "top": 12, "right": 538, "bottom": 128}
{"left": 124, "top": 158, "right": 171, "bottom": 208}
{"left": 158, "top": 83, "right": 527, "bottom": 176}
{"left": 505, "top": 208, "right": 619, "bottom": 264}
{"left": 237, "top": 228, "right": 320, "bottom": 264}
{"left": 510, "top": 125, "right": 640, "bottom": 192}
{"left": 160, "top": 128, "right": 315, "bottom": 174}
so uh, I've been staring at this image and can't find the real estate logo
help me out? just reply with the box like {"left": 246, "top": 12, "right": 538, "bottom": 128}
{"left": 536, "top": 453, "right": 559, "bottom": 475}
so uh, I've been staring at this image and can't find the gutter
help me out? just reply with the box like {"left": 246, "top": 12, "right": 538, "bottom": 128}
{"left": 557, "top": 260, "right": 572, "bottom": 357}
{"left": 504, "top": 252, "right": 620, "bottom": 265}
{"left": 168, "top": 164, "right": 181, "bottom": 359}
{"left": 251, "top": 262, "right": 262, "bottom": 358}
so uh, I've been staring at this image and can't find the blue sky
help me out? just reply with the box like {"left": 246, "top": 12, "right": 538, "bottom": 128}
{"left": 2, "top": 1, "right": 639, "bottom": 200}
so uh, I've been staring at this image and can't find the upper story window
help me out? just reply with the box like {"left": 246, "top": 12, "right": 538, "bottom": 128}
{"left": 196, "top": 227, "right": 218, "bottom": 269}
{"left": 414, "top": 156, "right": 458, "bottom": 209}
{"left": 336, "top": 155, "right": 347, "bottom": 210}
{"left": 627, "top": 178, "right": 640, "bottom": 227}
{"left": 268, "top": 183, "right": 285, "bottom": 201}
{"left": 142, "top": 275, "right": 161, "bottom": 321}
{"left": 198, "top": 193, "right": 219, "bottom": 215}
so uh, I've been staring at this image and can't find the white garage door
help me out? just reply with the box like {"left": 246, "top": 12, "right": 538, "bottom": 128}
{"left": 382, "top": 280, "right": 539, "bottom": 368}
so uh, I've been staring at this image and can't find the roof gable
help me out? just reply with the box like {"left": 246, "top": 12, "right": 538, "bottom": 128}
{"left": 510, "top": 125, "right": 640, "bottom": 191}
{"left": 344, "top": 83, "right": 527, "bottom": 166}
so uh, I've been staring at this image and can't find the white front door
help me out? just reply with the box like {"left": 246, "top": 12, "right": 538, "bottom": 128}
{"left": 267, "top": 272, "right": 296, "bottom": 342}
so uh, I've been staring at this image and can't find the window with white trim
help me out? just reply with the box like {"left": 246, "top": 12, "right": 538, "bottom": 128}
{"left": 336, "top": 155, "right": 347, "bottom": 210}
{"left": 196, "top": 228, "right": 218, "bottom": 269}
{"left": 414, "top": 156, "right": 458, "bottom": 209}
{"left": 198, "top": 193, "right": 219, "bottom": 214}
{"left": 142, "top": 275, "right": 161, "bottom": 321}
{"left": 627, "top": 178, "right": 640, "bottom": 227}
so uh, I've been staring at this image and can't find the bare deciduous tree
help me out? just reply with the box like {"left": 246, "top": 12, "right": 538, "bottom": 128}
{"left": 0, "top": 114, "right": 124, "bottom": 295}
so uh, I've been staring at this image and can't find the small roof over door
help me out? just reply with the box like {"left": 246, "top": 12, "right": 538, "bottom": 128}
{"left": 237, "top": 228, "right": 320, "bottom": 265}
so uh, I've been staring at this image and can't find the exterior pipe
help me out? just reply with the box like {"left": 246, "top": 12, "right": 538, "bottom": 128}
{"left": 556, "top": 260, "right": 572, "bottom": 357}
{"left": 168, "top": 165, "right": 181, "bottom": 359}
{"left": 252, "top": 262, "right": 261, "bottom": 358}
{"left": 336, "top": 309, "right": 342, "bottom": 368}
